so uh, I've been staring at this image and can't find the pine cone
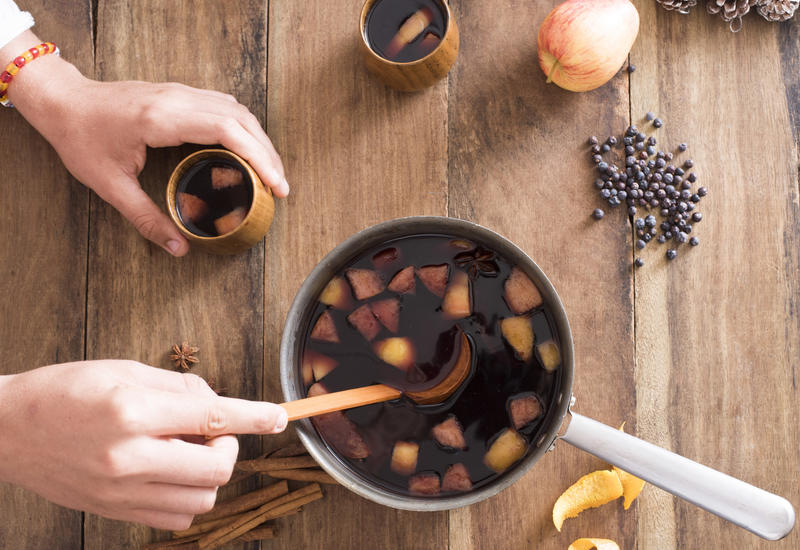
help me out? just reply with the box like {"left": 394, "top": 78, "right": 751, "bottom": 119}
{"left": 657, "top": 0, "right": 698, "bottom": 13}
{"left": 707, "top": 0, "right": 757, "bottom": 30}
{"left": 756, "top": 0, "right": 798, "bottom": 20}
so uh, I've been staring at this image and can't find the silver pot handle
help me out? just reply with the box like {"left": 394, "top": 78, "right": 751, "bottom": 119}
{"left": 561, "top": 412, "right": 795, "bottom": 540}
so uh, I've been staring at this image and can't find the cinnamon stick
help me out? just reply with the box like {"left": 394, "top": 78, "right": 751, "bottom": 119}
{"left": 144, "top": 525, "right": 277, "bottom": 549}
{"left": 193, "top": 480, "right": 288, "bottom": 523}
{"left": 237, "top": 525, "right": 277, "bottom": 542}
{"left": 197, "top": 484, "right": 323, "bottom": 549}
{"left": 235, "top": 455, "right": 319, "bottom": 472}
{"left": 267, "top": 443, "right": 307, "bottom": 458}
{"left": 264, "top": 468, "right": 338, "bottom": 485}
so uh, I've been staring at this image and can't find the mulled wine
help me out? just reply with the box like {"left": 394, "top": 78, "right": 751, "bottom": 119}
{"left": 300, "top": 235, "right": 562, "bottom": 496}
{"left": 365, "top": 0, "right": 447, "bottom": 63}
{"left": 175, "top": 158, "right": 252, "bottom": 237}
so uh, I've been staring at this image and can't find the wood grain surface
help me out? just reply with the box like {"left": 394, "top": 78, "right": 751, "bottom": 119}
{"left": 446, "top": 1, "right": 636, "bottom": 549}
{"left": 0, "top": 1, "right": 93, "bottom": 548}
{"left": 0, "top": 0, "right": 797, "bottom": 549}
{"left": 262, "top": 0, "right": 449, "bottom": 547}
{"left": 86, "top": 1, "right": 266, "bottom": 549}
{"left": 630, "top": 4, "right": 800, "bottom": 549}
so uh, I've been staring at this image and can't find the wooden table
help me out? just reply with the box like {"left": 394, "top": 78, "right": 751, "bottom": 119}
{"left": 2, "top": 1, "right": 798, "bottom": 548}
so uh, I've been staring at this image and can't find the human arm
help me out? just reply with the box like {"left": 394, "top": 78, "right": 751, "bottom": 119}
{"left": 0, "top": 26, "right": 288, "bottom": 256}
{"left": 0, "top": 360, "right": 288, "bottom": 530}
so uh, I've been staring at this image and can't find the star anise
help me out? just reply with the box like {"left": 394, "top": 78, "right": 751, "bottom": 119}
{"left": 454, "top": 247, "right": 499, "bottom": 279}
{"left": 170, "top": 341, "right": 199, "bottom": 371}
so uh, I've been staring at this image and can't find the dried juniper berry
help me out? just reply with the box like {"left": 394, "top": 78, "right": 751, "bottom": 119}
{"left": 607, "top": 136, "right": 617, "bottom": 146}
{"left": 678, "top": 142, "right": 687, "bottom": 152}
{"left": 634, "top": 257, "right": 644, "bottom": 267}
{"left": 645, "top": 112, "right": 655, "bottom": 121}
{"left": 684, "top": 159, "right": 694, "bottom": 169}
{"left": 653, "top": 118, "right": 663, "bottom": 128}
{"left": 697, "top": 186, "right": 707, "bottom": 197}
{"left": 628, "top": 64, "right": 636, "bottom": 73}
{"left": 692, "top": 212, "right": 702, "bottom": 223}
{"left": 689, "top": 236, "right": 699, "bottom": 246}
{"left": 636, "top": 239, "right": 646, "bottom": 249}
{"left": 588, "top": 136, "right": 599, "bottom": 146}
{"left": 601, "top": 144, "right": 611, "bottom": 153}
{"left": 666, "top": 249, "right": 677, "bottom": 260}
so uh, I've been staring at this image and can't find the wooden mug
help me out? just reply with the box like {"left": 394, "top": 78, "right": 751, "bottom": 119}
{"left": 166, "top": 149, "right": 274, "bottom": 255}
{"left": 359, "top": 0, "right": 459, "bottom": 91}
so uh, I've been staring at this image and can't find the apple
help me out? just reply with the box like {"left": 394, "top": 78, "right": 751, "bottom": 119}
{"left": 537, "top": 0, "right": 639, "bottom": 92}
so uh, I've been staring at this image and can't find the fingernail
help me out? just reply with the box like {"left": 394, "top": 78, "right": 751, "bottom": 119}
{"left": 274, "top": 408, "right": 288, "bottom": 432}
{"left": 166, "top": 239, "right": 181, "bottom": 255}
{"left": 278, "top": 178, "right": 290, "bottom": 196}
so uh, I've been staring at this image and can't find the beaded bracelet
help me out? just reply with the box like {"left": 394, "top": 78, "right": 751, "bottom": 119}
{"left": 0, "top": 42, "right": 60, "bottom": 108}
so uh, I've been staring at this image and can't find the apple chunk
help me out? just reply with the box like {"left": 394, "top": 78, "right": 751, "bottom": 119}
{"left": 211, "top": 165, "right": 244, "bottom": 189}
{"left": 319, "top": 277, "right": 352, "bottom": 310}
{"left": 409, "top": 473, "right": 440, "bottom": 495}
{"left": 390, "top": 441, "right": 419, "bottom": 475}
{"left": 537, "top": 339, "right": 561, "bottom": 372}
{"left": 312, "top": 412, "right": 369, "bottom": 459}
{"left": 301, "top": 358, "right": 313, "bottom": 385}
{"left": 347, "top": 304, "right": 381, "bottom": 341}
{"left": 371, "top": 298, "right": 400, "bottom": 333}
{"left": 345, "top": 268, "right": 385, "bottom": 300}
{"left": 442, "top": 463, "right": 472, "bottom": 492}
{"left": 303, "top": 351, "right": 338, "bottom": 381}
{"left": 176, "top": 192, "right": 209, "bottom": 224}
{"left": 484, "top": 428, "right": 527, "bottom": 472}
{"left": 388, "top": 266, "right": 416, "bottom": 294}
{"left": 432, "top": 416, "right": 466, "bottom": 450}
{"left": 310, "top": 311, "right": 339, "bottom": 343}
{"left": 416, "top": 264, "right": 449, "bottom": 298}
{"left": 213, "top": 206, "right": 247, "bottom": 235}
{"left": 504, "top": 267, "right": 543, "bottom": 314}
{"left": 509, "top": 394, "right": 543, "bottom": 429}
{"left": 442, "top": 270, "right": 471, "bottom": 319}
{"left": 373, "top": 337, "right": 416, "bottom": 371}
{"left": 500, "top": 316, "right": 533, "bottom": 362}
{"left": 372, "top": 247, "right": 401, "bottom": 269}
{"left": 307, "top": 381, "right": 328, "bottom": 398}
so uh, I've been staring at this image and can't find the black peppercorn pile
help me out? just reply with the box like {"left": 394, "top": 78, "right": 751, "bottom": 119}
{"left": 587, "top": 115, "right": 708, "bottom": 267}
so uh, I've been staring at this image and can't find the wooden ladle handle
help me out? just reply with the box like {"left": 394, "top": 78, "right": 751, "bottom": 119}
{"left": 280, "top": 384, "right": 402, "bottom": 421}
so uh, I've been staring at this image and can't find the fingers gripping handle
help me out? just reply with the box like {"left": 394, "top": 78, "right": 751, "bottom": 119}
{"left": 561, "top": 412, "right": 795, "bottom": 540}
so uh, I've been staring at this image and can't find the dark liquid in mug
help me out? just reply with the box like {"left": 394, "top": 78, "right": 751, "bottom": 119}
{"left": 176, "top": 158, "right": 252, "bottom": 237}
{"left": 300, "top": 235, "right": 562, "bottom": 497}
{"left": 365, "top": 0, "right": 447, "bottom": 63}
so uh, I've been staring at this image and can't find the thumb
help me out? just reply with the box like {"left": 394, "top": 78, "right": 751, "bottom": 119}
{"left": 141, "top": 390, "right": 290, "bottom": 437}
{"left": 105, "top": 175, "right": 189, "bottom": 257}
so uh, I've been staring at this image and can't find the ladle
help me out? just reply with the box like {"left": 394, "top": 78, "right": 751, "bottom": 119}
{"left": 280, "top": 331, "right": 471, "bottom": 421}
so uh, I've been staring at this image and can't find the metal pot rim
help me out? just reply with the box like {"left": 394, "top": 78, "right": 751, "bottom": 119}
{"left": 279, "top": 216, "right": 575, "bottom": 511}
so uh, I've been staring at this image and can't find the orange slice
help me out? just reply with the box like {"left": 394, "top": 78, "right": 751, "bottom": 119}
{"left": 568, "top": 538, "right": 620, "bottom": 550}
{"left": 552, "top": 470, "right": 623, "bottom": 531}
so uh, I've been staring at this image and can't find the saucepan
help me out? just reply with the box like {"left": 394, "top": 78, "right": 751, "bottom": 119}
{"left": 279, "top": 216, "right": 795, "bottom": 540}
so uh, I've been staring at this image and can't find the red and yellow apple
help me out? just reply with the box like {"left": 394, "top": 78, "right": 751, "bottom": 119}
{"left": 537, "top": 0, "right": 639, "bottom": 92}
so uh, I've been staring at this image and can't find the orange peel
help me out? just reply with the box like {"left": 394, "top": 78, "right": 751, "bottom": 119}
{"left": 552, "top": 470, "right": 623, "bottom": 531}
{"left": 568, "top": 538, "right": 620, "bottom": 550}
{"left": 614, "top": 423, "right": 646, "bottom": 509}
